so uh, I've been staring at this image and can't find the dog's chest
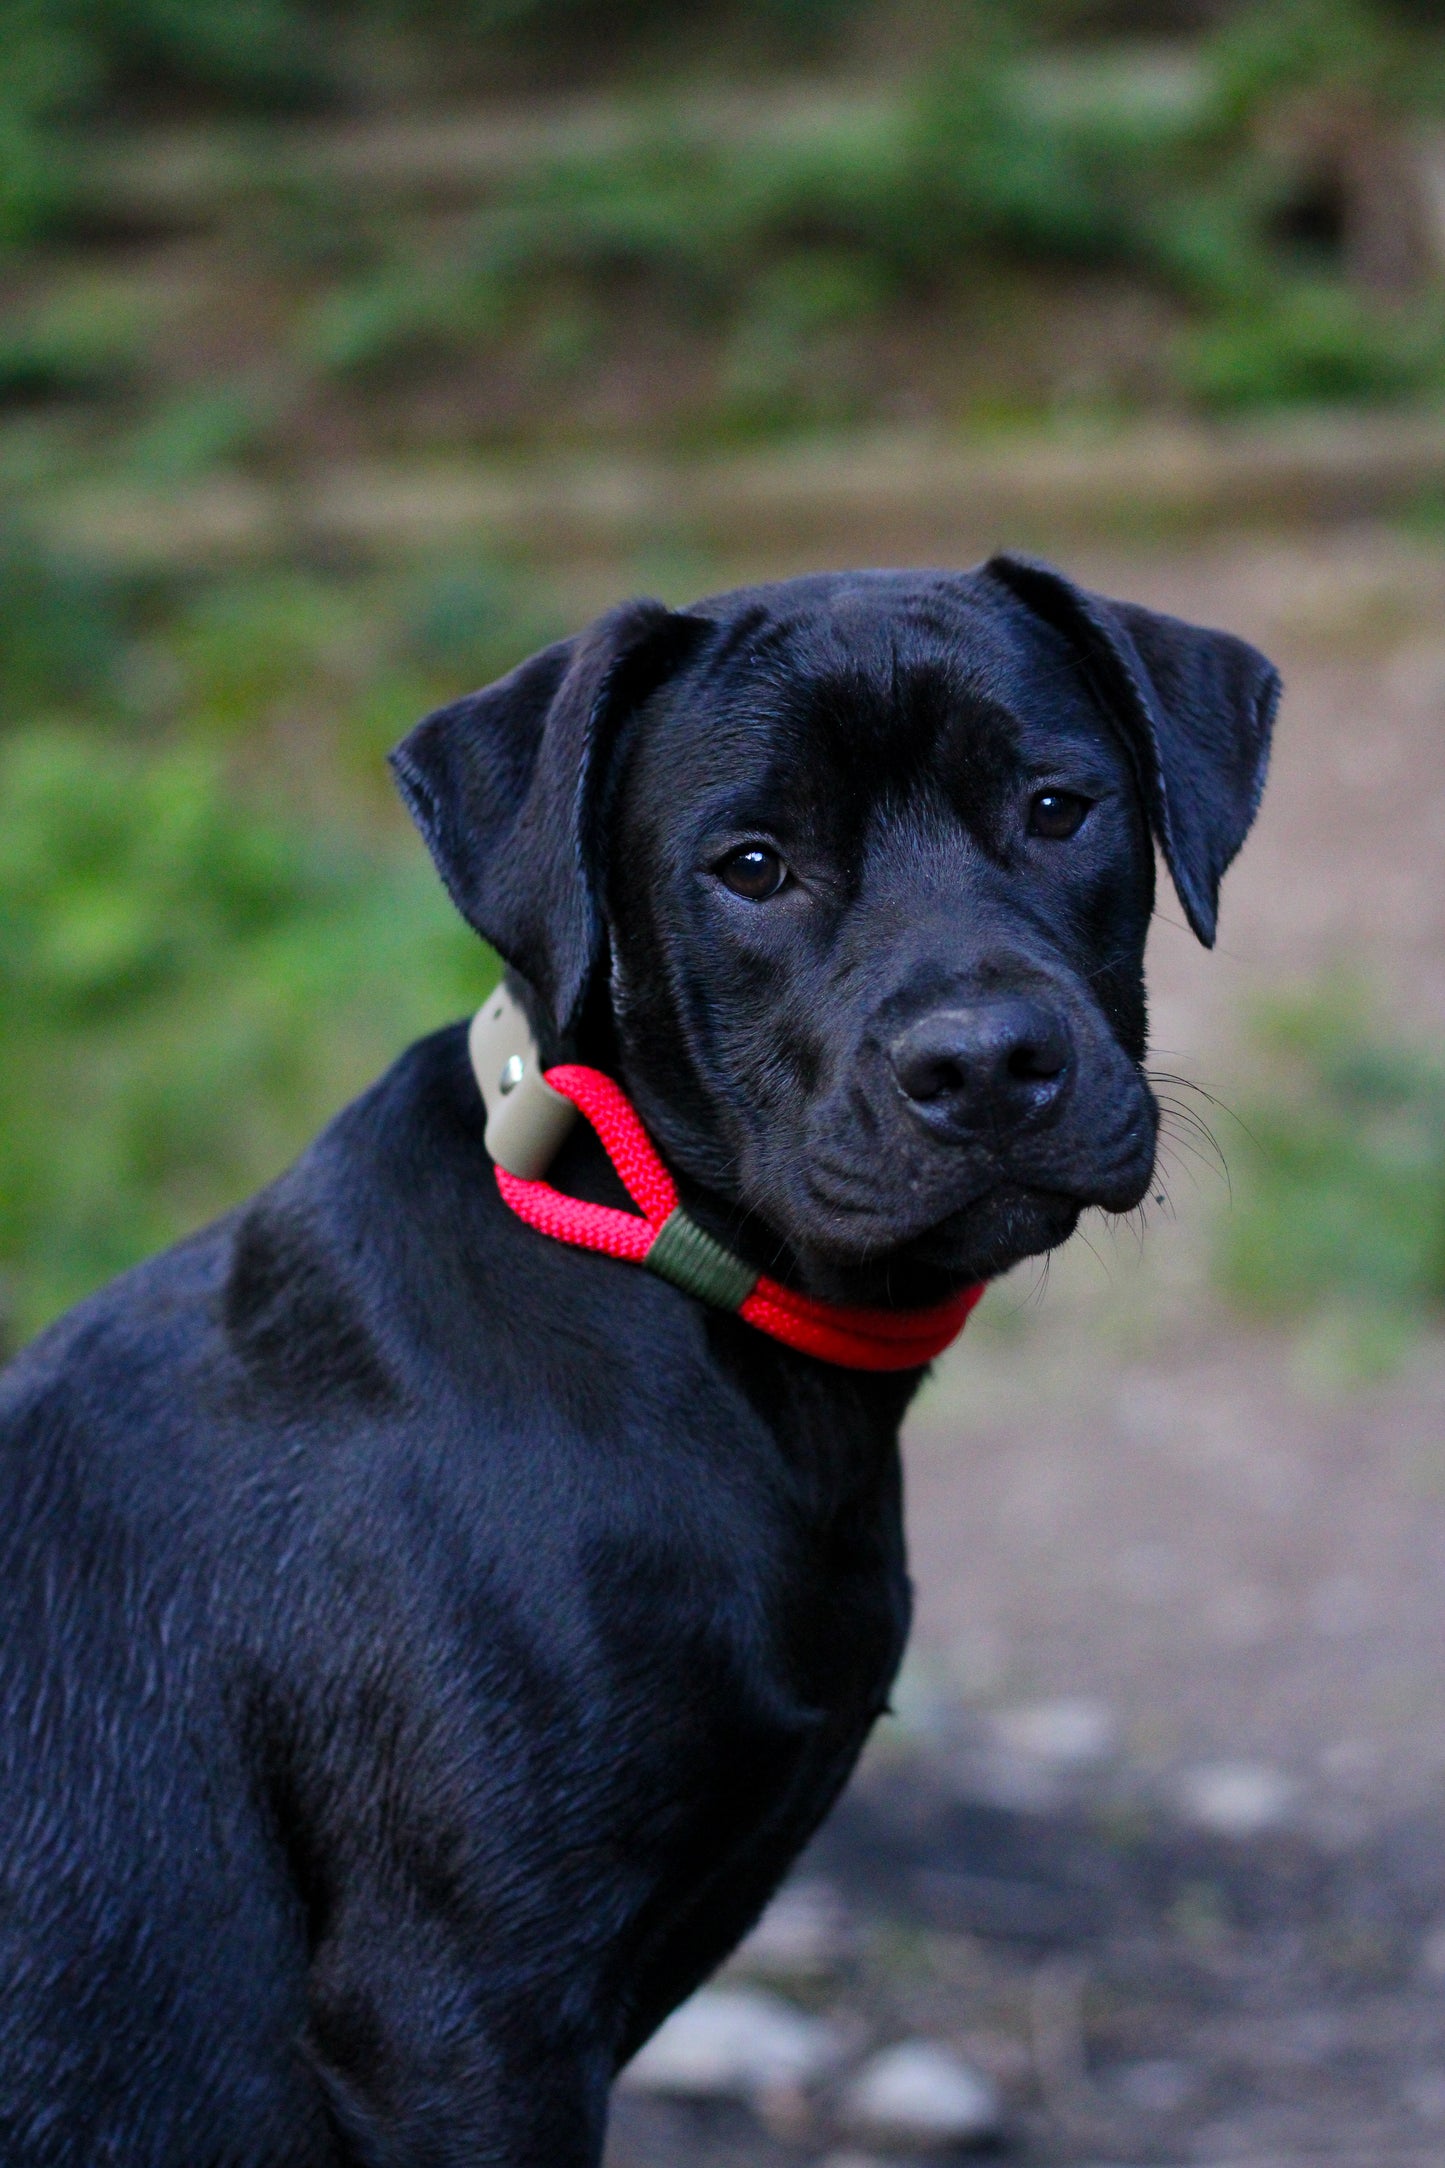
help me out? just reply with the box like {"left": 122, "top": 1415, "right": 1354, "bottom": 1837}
{"left": 359, "top": 1258, "right": 919, "bottom": 2054}
{"left": 585, "top": 1349, "right": 910, "bottom": 1751}
{"left": 575, "top": 1391, "right": 911, "bottom": 2051}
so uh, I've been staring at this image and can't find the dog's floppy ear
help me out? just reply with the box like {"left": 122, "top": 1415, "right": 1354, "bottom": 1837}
{"left": 986, "top": 553, "right": 1280, "bottom": 946}
{"left": 391, "top": 598, "right": 702, "bottom": 1034}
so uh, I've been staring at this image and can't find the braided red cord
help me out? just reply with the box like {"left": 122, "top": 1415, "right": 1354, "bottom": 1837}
{"left": 740, "top": 1278, "right": 982, "bottom": 1369}
{"left": 543, "top": 1065, "right": 679, "bottom": 1223}
{"left": 492, "top": 1171, "right": 653, "bottom": 1263}
{"left": 494, "top": 1063, "right": 981, "bottom": 1372}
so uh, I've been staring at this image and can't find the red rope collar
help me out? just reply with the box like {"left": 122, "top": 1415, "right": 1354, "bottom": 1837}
{"left": 493, "top": 1063, "right": 983, "bottom": 1372}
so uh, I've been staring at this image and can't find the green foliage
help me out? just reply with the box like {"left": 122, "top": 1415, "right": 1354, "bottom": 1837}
{"left": 6, "top": 0, "right": 1444, "bottom": 418}
{"left": 0, "top": 0, "right": 323, "bottom": 114}
{"left": 159, "top": 559, "right": 561, "bottom": 757}
{"left": 0, "top": 723, "right": 492, "bottom": 1351}
{"left": 0, "top": 0, "right": 322, "bottom": 241}
{"left": 1209, "top": 0, "right": 1433, "bottom": 128}
{"left": 395, "top": 0, "right": 876, "bottom": 53}
{"left": 905, "top": 46, "right": 1138, "bottom": 268}
{"left": 295, "top": 50, "right": 1184, "bottom": 430}
{"left": 1215, "top": 985, "right": 1445, "bottom": 1363}
{"left": 122, "top": 384, "right": 276, "bottom": 482}
{"left": 86, "top": 0, "right": 322, "bottom": 99}
{"left": 0, "top": 525, "right": 123, "bottom": 721}
{"left": 0, "top": 539, "right": 562, "bottom": 1354}
{"left": 719, "top": 250, "right": 888, "bottom": 432}
{"left": 0, "top": 5, "right": 92, "bottom": 244}
{"left": 0, "top": 0, "right": 895, "bottom": 243}
{"left": 0, "top": 280, "right": 148, "bottom": 403}
{"left": 277, "top": 3, "right": 1445, "bottom": 428}
{"left": 396, "top": 558, "right": 549, "bottom": 683}
{"left": 1177, "top": 286, "right": 1445, "bottom": 408}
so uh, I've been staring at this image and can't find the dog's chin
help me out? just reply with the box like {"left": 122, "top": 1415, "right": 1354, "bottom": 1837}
{"left": 772, "top": 1177, "right": 1087, "bottom": 1305}
{"left": 904, "top": 1185, "right": 1082, "bottom": 1284}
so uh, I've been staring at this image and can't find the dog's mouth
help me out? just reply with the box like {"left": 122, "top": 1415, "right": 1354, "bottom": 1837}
{"left": 778, "top": 1110, "right": 1157, "bottom": 1289}
{"left": 743, "top": 1172, "right": 1092, "bottom": 1310}
{"left": 795, "top": 1172, "right": 1080, "bottom": 1276}
{"left": 905, "top": 1183, "right": 1086, "bottom": 1283}
{"left": 736, "top": 1021, "right": 1160, "bottom": 1288}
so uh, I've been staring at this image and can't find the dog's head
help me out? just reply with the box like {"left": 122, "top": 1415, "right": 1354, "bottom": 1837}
{"left": 393, "top": 559, "right": 1277, "bottom": 1301}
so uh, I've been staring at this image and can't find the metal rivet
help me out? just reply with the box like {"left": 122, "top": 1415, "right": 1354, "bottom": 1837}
{"left": 498, "top": 1054, "right": 525, "bottom": 1095}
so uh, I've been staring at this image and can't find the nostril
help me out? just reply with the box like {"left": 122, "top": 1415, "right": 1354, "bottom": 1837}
{"left": 1006, "top": 1031, "right": 1068, "bottom": 1085}
{"left": 890, "top": 1001, "right": 1073, "bottom": 1126}
{"left": 901, "top": 1053, "right": 967, "bottom": 1102}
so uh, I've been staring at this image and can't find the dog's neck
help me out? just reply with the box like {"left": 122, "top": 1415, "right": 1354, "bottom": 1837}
{"left": 478, "top": 973, "right": 969, "bottom": 1316}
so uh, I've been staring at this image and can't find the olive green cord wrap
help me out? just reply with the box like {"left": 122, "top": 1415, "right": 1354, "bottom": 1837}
{"left": 643, "top": 1208, "right": 759, "bottom": 1312}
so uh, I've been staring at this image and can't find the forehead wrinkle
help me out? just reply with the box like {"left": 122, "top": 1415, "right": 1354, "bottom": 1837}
{"left": 640, "top": 594, "right": 1101, "bottom": 830}
{"left": 663, "top": 652, "right": 1023, "bottom": 865}
{"left": 715, "top": 612, "right": 811, "bottom": 691}
{"left": 785, "top": 643, "right": 1000, "bottom": 770}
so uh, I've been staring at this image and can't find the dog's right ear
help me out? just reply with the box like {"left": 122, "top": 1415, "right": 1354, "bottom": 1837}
{"left": 985, "top": 553, "right": 1279, "bottom": 947}
{"left": 390, "top": 599, "right": 703, "bottom": 1038}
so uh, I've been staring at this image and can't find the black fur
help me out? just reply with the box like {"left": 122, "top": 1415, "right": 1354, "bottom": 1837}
{"left": 0, "top": 560, "right": 1278, "bottom": 2165}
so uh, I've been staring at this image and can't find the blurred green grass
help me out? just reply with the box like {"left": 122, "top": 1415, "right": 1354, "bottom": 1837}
{"left": 0, "top": 725, "right": 491, "bottom": 1347}
{"left": 1215, "top": 983, "right": 1445, "bottom": 1377}
{"left": 0, "top": 529, "right": 582, "bottom": 1351}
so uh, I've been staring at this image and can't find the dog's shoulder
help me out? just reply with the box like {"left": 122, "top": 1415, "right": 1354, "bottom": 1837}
{"left": 0, "top": 1019, "right": 788, "bottom": 1522}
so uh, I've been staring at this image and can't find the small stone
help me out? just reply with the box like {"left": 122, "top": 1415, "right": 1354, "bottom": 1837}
{"left": 990, "top": 1697, "right": 1116, "bottom": 1771}
{"left": 1176, "top": 1761, "right": 1294, "bottom": 1838}
{"left": 841, "top": 2040, "right": 1003, "bottom": 2151}
{"left": 728, "top": 1878, "right": 852, "bottom": 1981}
{"left": 1419, "top": 1921, "right": 1445, "bottom": 1983}
{"left": 618, "top": 1985, "right": 845, "bottom": 2101}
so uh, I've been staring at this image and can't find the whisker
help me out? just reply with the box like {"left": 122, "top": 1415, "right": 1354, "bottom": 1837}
{"left": 1147, "top": 1069, "right": 1263, "bottom": 1155}
{"left": 1154, "top": 1104, "right": 1232, "bottom": 1200}
{"left": 1147, "top": 1074, "right": 1237, "bottom": 1197}
{"left": 1150, "top": 1137, "right": 1209, "bottom": 1198}
{"left": 1155, "top": 1097, "right": 1229, "bottom": 1161}
{"left": 1072, "top": 1223, "right": 1111, "bottom": 1284}
{"left": 1113, "top": 1202, "right": 1150, "bottom": 1259}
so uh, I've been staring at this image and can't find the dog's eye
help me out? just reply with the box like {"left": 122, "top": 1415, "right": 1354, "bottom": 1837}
{"left": 1028, "top": 790, "right": 1091, "bottom": 841}
{"left": 716, "top": 845, "right": 789, "bottom": 900}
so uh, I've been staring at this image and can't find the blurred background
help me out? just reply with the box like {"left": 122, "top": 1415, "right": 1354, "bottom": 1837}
{"left": 7, "top": 0, "right": 1445, "bottom": 2159}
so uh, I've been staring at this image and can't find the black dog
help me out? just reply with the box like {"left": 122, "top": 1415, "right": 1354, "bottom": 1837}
{"left": 0, "top": 558, "right": 1277, "bottom": 2165}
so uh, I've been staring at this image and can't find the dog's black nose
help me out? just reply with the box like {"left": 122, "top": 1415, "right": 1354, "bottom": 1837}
{"left": 889, "top": 1000, "right": 1072, "bottom": 1134}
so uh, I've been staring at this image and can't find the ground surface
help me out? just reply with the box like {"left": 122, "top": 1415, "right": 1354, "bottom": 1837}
{"left": 604, "top": 526, "right": 1445, "bottom": 2167}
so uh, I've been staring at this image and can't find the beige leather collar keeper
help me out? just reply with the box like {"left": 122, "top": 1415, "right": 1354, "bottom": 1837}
{"left": 468, "top": 985, "right": 578, "bottom": 1179}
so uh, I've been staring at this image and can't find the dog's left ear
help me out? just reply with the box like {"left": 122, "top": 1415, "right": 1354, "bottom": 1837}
{"left": 986, "top": 553, "right": 1280, "bottom": 946}
{"left": 391, "top": 598, "right": 704, "bottom": 1035}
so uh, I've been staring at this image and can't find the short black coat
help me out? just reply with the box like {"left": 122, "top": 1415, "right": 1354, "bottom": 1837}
{"left": 0, "top": 558, "right": 1277, "bottom": 2165}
